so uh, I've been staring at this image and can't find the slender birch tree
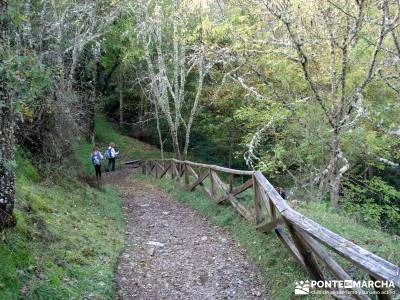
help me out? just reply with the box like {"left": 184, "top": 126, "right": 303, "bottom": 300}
{"left": 0, "top": 0, "right": 16, "bottom": 229}
{"left": 133, "top": 0, "right": 216, "bottom": 159}
{"left": 244, "top": 0, "right": 394, "bottom": 207}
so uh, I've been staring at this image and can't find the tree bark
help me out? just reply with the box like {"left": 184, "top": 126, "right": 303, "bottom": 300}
{"left": 170, "top": 127, "right": 181, "bottom": 160}
{"left": 0, "top": 0, "right": 16, "bottom": 229}
{"left": 119, "top": 75, "right": 123, "bottom": 127}
{"left": 154, "top": 103, "right": 164, "bottom": 160}
{"left": 183, "top": 59, "right": 206, "bottom": 157}
{"left": 329, "top": 128, "right": 340, "bottom": 209}
{"left": 88, "top": 54, "right": 99, "bottom": 145}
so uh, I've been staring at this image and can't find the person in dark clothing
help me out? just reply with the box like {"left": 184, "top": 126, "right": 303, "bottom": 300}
{"left": 91, "top": 146, "right": 104, "bottom": 181}
{"left": 277, "top": 187, "right": 286, "bottom": 199}
{"left": 105, "top": 142, "right": 119, "bottom": 172}
{"left": 108, "top": 158, "right": 115, "bottom": 172}
{"left": 95, "top": 164, "right": 101, "bottom": 178}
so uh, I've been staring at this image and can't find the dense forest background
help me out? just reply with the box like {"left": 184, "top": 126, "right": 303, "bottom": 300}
{"left": 1, "top": 0, "right": 399, "bottom": 235}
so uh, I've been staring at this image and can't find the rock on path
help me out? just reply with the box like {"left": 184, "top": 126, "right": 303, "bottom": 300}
{"left": 106, "top": 169, "right": 267, "bottom": 300}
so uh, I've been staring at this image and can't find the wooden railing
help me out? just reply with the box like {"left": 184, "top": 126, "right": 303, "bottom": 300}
{"left": 128, "top": 158, "right": 400, "bottom": 299}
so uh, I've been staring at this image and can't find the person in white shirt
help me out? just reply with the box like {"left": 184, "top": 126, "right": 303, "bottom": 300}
{"left": 91, "top": 146, "right": 104, "bottom": 180}
{"left": 106, "top": 142, "right": 119, "bottom": 171}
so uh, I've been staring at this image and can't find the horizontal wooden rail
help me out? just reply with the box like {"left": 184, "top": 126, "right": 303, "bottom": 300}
{"left": 124, "top": 159, "right": 140, "bottom": 165}
{"left": 170, "top": 159, "right": 255, "bottom": 175}
{"left": 127, "top": 158, "right": 400, "bottom": 299}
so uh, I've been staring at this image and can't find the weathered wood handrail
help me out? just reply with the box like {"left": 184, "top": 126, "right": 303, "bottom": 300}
{"left": 127, "top": 158, "right": 400, "bottom": 299}
{"left": 170, "top": 158, "right": 255, "bottom": 175}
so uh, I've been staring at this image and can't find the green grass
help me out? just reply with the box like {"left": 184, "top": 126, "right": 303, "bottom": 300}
{"left": 0, "top": 117, "right": 139, "bottom": 299}
{"left": 74, "top": 116, "right": 164, "bottom": 175}
{"left": 0, "top": 151, "right": 124, "bottom": 299}
{"left": 4, "top": 115, "right": 398, "bottom": 299}
{"left": 137, "top": 175, "right": 400, "bottom": 300}
{"left": 135, "top": 175, "right": 305, "bottom": 299}
{"left": 296, "top": 202, "right": 400, "bottom": 297}
{"left": 297, "top": 201, "right": 400, "bottom": 265}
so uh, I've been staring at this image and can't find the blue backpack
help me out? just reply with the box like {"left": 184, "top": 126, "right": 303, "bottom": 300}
{"left": 92, "top": 153, "right": 101, "bottom": 165}
{"left": 105, "top": 148, "right": 112, "bottom": 159}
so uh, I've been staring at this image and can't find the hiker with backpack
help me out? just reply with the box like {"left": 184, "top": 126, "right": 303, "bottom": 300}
{"left": 91, "top": 146, "right": 104, "bottom": 180}
{"left": 105, "top": 142, "right": 119, "bottom": 172}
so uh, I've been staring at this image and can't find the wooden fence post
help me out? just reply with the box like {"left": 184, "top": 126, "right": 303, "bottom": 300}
{"left": 269, "top": 198, "right": 276, "bottom": 222}
{"left": 184, "top": 163, "right": 189, "bottom": 186}
{"left": 229, "top": 174, "right": 234, "bottom": 193}
{"left": 370, "top": 275, "right": 391, "bottom": 300}
{"left": 210, "top": 169, "right": 216, "bottom": 200}
{"left": 285, "top": 220, "right": 324, "bottom": 282}
{"left": 171, "top": 162, "right": 175, "bottom": 179}
{"left": 175, "top": 162, "right": 180, "bottom": 179}
{"left": 123, "top": 159, "right": 400, "bottom": 294}
{"left": 141, "top": 160, "right": 146, "bottom": 174}
{"left": 253, "top": 175, "right": 262, "bottom": 225}
{"left": 178, "top": 162, "right": 183, "bottom": 182}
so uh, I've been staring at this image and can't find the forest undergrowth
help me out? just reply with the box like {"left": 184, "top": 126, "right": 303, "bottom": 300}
{"left": 0, "top": 119, "right": 131, "bottom": 299}
{"left": 139, "top": 175, "right": 400, "bottom": 299}
{"left": 1, "top": 118, "right": 398, "bottom": 299}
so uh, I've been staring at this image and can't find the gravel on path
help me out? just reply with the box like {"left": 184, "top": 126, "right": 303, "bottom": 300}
{"left": 106, "top": 169, "right": 268, "bottom": 300}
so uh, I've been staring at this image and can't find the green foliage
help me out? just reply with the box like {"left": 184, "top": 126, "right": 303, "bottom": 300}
{"left": 74, "top": 116, "right": 164, "bottom": 175}
{"left": 9, "top": 55, "right": 52, "bottom": 120}
{"left": 139, "top": 176, "right": 305, "bottom": 300}
{"left": 98, "top": 0, "right": 400, "bottom": 235}
{"left": 341, "top": 177, "right": 400, "bottom": 234}
{"left": 298, "top": 201, "right": 400, "bottom": 266}
{"left": 0, "top": 154, "right": 124, "bottom": 299}
{"left": 141, "top": 176, "right": 400, "bottom": 299}
{"left": 15, "top": 149, "right": 39, "bottom": 182}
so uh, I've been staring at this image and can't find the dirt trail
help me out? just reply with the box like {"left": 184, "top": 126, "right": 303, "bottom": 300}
{"left": 105, "top": 169, "right": 267, "bottom": 300}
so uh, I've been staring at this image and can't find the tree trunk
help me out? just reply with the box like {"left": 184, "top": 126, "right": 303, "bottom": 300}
{"left": 171, "top": 128, "right": 181, "bottom": 160}
{"left": 119, "top": 76, "right": 123, "bottom": 127}
{"left": 88, "top": 59, "right": 99, "bottom": 145}
{"left": 0, "top": 0, "right": 16, "bottom": 229}
{"left": 329, "top": 128, "right": 340, "bottom": 209}
{"left": 22, "top": 0, "right": 33, "bottom": 49}
{"left": 183, "top": 63, "right": 205, "bottom": 157}
{"left": 68, "top": 46, "right": 79, "bottom": 91}
{"left": 154, "top": 103, "right": 164, "bottom": 160}
{"left": 0, "top": 103, "right": 15, "bottom": 229}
